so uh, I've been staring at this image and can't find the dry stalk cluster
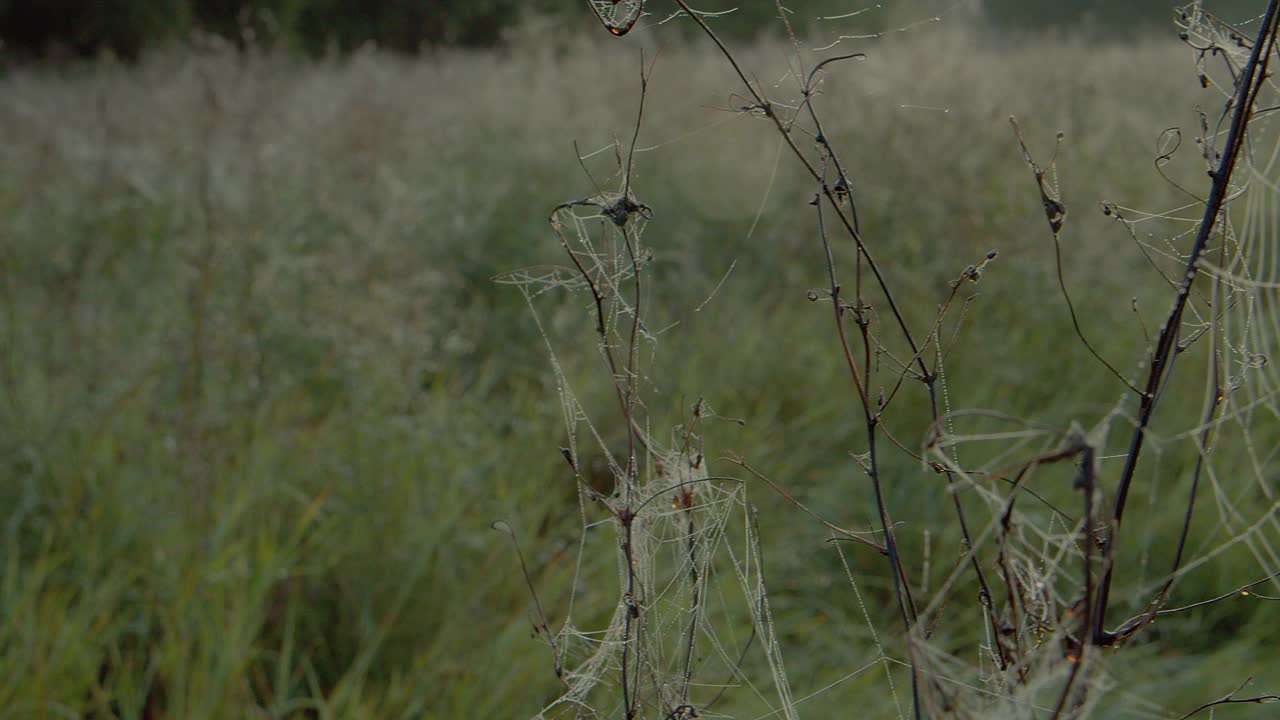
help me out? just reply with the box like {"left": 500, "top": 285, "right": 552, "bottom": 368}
{"left": 503, "top": 2, "right": 1280, "bottom": 718}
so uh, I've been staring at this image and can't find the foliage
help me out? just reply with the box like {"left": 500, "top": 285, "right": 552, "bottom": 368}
{"left": 2, "top": 6, "right": 1279, "bottom": 718}
{"left": 0, "top": 0, "right": 561, "bottom": 59}
{"left": 0, "top": 0, "right": 1271, "bottom": 60}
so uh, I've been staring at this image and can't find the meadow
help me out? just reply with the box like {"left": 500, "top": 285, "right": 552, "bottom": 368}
{"left": 2, "top": 8, "right": 1279, "bottom": 719}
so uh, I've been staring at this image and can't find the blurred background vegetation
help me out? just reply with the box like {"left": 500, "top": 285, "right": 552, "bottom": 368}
{"left": 3, "top": 0, "right": 1280, "bottom": 718}
{"left": 0, "top": 0, "right": 1269, "bottom": 59}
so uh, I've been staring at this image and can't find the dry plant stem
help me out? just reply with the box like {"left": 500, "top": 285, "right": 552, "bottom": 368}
{"left": 885, "top": 265, "right": 1008, "bottom": 670}
{"left": 755, "top": 12, "right": 1002, "bottom": 710}
{"left": 993, "top": 442, "right": 1099, "bottom": 687}
{"left": 671, "top": 0, "right": 926, "bottom": 370}
{"left": 700, "top": 505, "right": 767, "bottom": 716}
{"left": 492, "top": 521, "right": 566, "bottom": 684}
{"left": 1051, "top": 441, "right": 1095, "bottom": 720}
{"left": 726, "top": 455, "right": 886, "bottom": 552}
{"left": 1175, "top": 677, "right": 1280, "bottom": 720}
{"left": 678, "top": 500, "right": 700, "bottom": 707}
{"left": 1111, "top": 333, "right": 1224, "bottom": 640}
{"left": 799, "top": 34, "right": 1001, "bottom": 658}
{"left": 552, "top": 56, "right": 653, "bottom": 719}
{"left": 878, "top": 278, "right": 966, "bottom": 414}
{"left": 1144, "top": 569, "right": 1280, "bottom": 619}
{"left": 1009, "top": 118, "right": 1141, "bottom": 396}
{"left": 995, "top": 465, "right": 1035, "bottom": 681}
{"left": 663, "top": 5, "right": 949, "bottom": 715}
{"left": 1092, "top": 0, "right": 1280, "bottom": 647}
{"left": 801, "top": 54, "right": 867, "bottom": 238}
{"left": 618, "top": 69, "right": 649, "bottom": 720}
{"left": 815, "top": 181, "right": 923, "bottom": 719}
{"left": 814, "top": 180, "right": 869, "bottom": 410}
{"left": 992, "top": 444, "right": 1083, "bottom": 523}
{"left": 677, "top": 413, "right": 704, "bottom": 709}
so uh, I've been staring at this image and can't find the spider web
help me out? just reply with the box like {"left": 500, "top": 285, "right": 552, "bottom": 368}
{"left": 512, "top": 2, "right": 1280, "bottom": 717}
{"left": 500, "top": 191, "right": 802, "bottom": 719}
{"left": 589, "top": 0, "right": 646, "bottom": 36}
{"left": 913, "top": 4, "right": 1280, "bottom": 715}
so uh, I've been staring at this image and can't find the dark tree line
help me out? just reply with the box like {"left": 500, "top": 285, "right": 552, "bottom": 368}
{"left": 0, "top": 0, "right": 1265, "bottom": 61}
{"left": 0, "top": 0, "right": 559, "bottom": 60}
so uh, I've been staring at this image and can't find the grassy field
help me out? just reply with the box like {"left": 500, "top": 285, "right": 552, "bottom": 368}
{"left": 2, "top": 10, "right": 1279, "bottom": 720}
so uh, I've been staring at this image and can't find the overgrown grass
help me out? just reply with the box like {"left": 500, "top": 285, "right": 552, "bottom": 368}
{"left": 1, "top": 15, "right": 1277, "bottom": 718}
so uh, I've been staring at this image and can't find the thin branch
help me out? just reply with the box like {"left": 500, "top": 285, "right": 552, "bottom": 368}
{"left": 1175, "top": 678, "right": 1280, "bottom": 720}
{"left": 1093, "top": 1, "right": 1280, "bottom": 647}
{"left": 492, "top": 521, "right": 567, "bottom": 684}
{"left": 1010, "top": 117, "right": 1142, "bottom": 396}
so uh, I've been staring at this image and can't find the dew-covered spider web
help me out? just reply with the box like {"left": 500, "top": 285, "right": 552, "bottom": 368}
{"left": 498, "top": 181, "right": 807, "bottom": 719}
{"left": 589, "top": 0, "right": 646, "bottom": 36}
{"left": 915, "top": 3, "right": 1280, "bottom": 716}
{"left": 499, "top": 2, "right": 1280, "bottom": 718}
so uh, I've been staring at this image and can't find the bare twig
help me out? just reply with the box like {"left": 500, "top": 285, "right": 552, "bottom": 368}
{"left": 1010, "top": 117, "right": 1142, "bottom": 396}
{"left": 492, "top": 521, "right": 566, "bottom": 684}
{"left": 1175, "top": 678, "right": 1280, "bottom": 720}
{"left": 1093, "top": 0, "right": 1280, "bottom": 647}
